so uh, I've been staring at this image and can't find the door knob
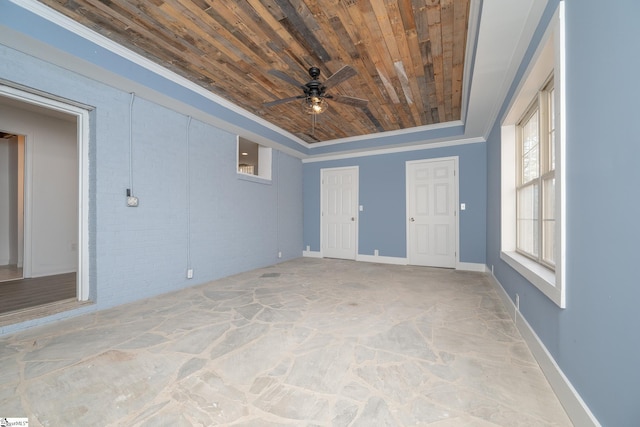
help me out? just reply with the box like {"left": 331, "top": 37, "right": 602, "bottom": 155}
{"left": 410, "top": 217, "right": 415, "bottom": 222}
{"left": 351, "top": 217, "right": 355, "bottom": 221}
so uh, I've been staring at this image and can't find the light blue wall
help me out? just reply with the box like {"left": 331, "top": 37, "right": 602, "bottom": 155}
{"left": 0, "top": 43, "right": 302, "bottom": 334}
{"left": 304, "top": 142, "right": 486, "bottom": 263}
{"left": 486, "top": 1, "right": 640, "bottom": 425}
{"left": 4, "top": 0, "right": 639, "bottom": 422}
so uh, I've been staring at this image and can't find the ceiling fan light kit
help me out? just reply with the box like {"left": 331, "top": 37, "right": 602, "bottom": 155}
{"left": 303, "top": 96, "right": 327, "bottom": 115}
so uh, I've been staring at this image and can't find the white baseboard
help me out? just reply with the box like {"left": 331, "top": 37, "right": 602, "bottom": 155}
{"left": 302, "top": 250, "right": 322, "bottom": 258}
{"left": 356, "top": 254, "right": 408, "bottom": 265}
{"left": 304, "top": 251, "right": 408, "bottom": 265}
{"left": 303, "top": 253, "right": 488, "bottom": 272}
{"left": 30, "top": 267, "right": 76, "bottom": 278}
{"left": 488, "top": 272, "right": 601, "bottom": 427}
{"left": 456, "top": 261, "right": 487, "bottom": 272}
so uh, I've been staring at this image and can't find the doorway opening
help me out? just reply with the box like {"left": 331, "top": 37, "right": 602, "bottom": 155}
{"left": 0, "top": 131, "right": 24, "bottom": 282}
{"left": 0, "top": 84, "right": 90, "bottom": 319}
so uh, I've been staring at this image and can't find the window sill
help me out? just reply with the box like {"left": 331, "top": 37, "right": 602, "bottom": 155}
{"left": 237, "top": 172, "right": 272, "bottom": 185}
{"left": 500, "top": 251, "right": 565, "bottom": 308}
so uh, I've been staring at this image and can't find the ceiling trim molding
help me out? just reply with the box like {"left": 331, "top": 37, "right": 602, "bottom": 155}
{"left": 7, "top": 0, "right": 475, "bottom": 157}
{"left": 460, "top": 0, "right": 483, "bottom": 124}
{"left": 478, "top": 0, "right": 549, "bottom": 140}
{"left": 310, "top": 120, "right": 465, "bottom": 148}
{"left": 4, "top": 0, "right": 546, "bottom": 159}
{"left": 302, "top": 137, "right": 486, "bottom": 164}
{"left": 2, "top": 0, "right": 482, "bottom": 157}
{"left": 7, "top": 0, "right": 310, "bottom": 149}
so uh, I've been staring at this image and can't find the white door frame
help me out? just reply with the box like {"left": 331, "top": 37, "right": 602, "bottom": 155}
{"left": 0, "top": 84, "right": 91, "bottom": 301}
{"left": 406, "top": 156, "right": 459, "bottom": 268}
{"left": 320, "top": 166, "right": 359, "bottom": 259}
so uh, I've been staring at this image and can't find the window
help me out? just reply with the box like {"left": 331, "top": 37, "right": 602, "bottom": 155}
{"left": 237, "top": 137, "right": 271, "bottom": 181}
{"left": 516, "top": 78, "right": 555, "bottom": 269}
{"left": 500, "top": 2, "right": 565, "bottom": 308}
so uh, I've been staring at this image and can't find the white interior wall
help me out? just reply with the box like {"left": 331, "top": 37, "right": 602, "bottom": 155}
{"left": 7, "top": 137, "right": 19, "bottom": 265}
{"left": 0, "top": 135, "right": 28, "bottom": 268}
{"left": 0, "top": 140, "right": 10, "bottom": 265}
{"left": 17, "top": 136, "right": 24, "bottom": 268}
{"left": 0, "top": 102, "right": 77, "bottom": 277}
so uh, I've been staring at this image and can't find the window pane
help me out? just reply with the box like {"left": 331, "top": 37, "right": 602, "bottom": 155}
{"left": 238, "top": 138, "right": 259, "bottom": 176}
{"left": 521, "top": 110, "right": 539, "bottom": 183}
{"left": 542, "top": 177, "right": 555, "bottom": 265}
{"left": 517, "top": 183, "right": 539, "bottom": 257}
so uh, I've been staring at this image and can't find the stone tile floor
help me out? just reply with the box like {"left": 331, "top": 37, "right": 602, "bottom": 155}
{"left": 0, "top": 258, "right": 572, "bottom": 426}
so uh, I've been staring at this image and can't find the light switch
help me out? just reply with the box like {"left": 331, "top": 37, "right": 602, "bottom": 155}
{"left": 359, "top": 205, "right": 363, "bottom": 211}
{"left": 460, "top": 203, "right": 466, "bottom": 211}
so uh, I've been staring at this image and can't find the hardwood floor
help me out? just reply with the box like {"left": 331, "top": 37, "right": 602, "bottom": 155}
{"left": 0, "top": 264, "right": 23, "bottom": 281}
{"left": 0, "top": 273, "right": 76, "bottom": 314}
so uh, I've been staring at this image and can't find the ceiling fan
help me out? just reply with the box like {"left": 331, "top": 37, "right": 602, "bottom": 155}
{"left": 264, "top": 65, "right": 369, "bottom": 116}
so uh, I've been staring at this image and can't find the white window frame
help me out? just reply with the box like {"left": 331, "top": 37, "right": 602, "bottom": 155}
{"left": 500, "top": 2, "right": 566, "bottom": 308}
{"left": 516, "top": 77, "right": 555, "bottom": 269}
{"left": 237, "top": 136, "right": 272, "bottom": 182}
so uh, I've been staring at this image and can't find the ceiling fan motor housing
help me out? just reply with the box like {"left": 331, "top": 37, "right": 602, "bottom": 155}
{"left": 305, "top": 67, "right": 325, "bottom": 98}
{"left": 308, "top": 66, "right": 321, "bottom": 79}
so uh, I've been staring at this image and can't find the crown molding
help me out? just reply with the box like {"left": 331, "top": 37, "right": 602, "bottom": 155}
{"left": 303, "top": 136, "right": 485, "bottom": 163}
{"left": 7, "top": 0, "right": 309, "bottom": 149}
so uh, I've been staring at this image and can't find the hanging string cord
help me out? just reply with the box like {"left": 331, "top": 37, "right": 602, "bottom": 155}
{"left": 129, "top": 92, "right": 135, "bottom": 192}
{"left": 276, "top": 150, "right": 280, "bottom": 256}
{"left": 186, "top": 116, "right": 192, "bottom": 269}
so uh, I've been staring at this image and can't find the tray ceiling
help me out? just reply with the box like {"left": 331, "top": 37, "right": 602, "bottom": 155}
{"left": 37, "top": 0, "right": 471, "bottom": 144}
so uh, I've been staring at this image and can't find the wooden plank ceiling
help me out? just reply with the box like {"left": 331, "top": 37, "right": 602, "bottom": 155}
{"left": 39, "top": 0, "right": 470, "bottom": 144}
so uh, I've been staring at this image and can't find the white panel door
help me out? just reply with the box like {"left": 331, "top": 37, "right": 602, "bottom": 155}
{"left": 407, "top": 159, "right": 457, "bottom": 268}
{"left": 322, "top": 167, "right": 358, "bottom": 260}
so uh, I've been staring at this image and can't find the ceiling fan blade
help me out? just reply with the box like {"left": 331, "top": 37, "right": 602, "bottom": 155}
{"left": 268, "top": 69, "right": 306, "bottom": 89}
{"left": 323, "top": 65, "right": 358, "bottom": 90}
{"left": 331, "top": 95, "right": 369, "bottom": 108}
{"left": 263, "top": 96, "right": 303, "bottom": 108}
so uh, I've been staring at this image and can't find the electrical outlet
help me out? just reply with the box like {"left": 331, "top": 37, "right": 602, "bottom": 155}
{"left": 187, "top": 269, "right": 193, "bottom": 279}
{"left": 306, "top": 245, "right": 310, "bottom": 252}
{"left": 374, "top": 249, "right": 379, "bottom": 256}
{"left": 126, "top": 189, "right": 138, "bottom": 207}
{"left": 278, "top": 251, "right": 282, "bottom": 258}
